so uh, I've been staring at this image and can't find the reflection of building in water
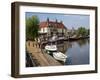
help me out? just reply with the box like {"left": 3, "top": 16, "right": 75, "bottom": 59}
{"left": 77, "top": 39, "right": 89, "bottom": 47}
{"left": 38, "top": 18, "right": 68, "bottom": 40}
{"left": 57, "top": 41, "right": 72, "bottom": 53}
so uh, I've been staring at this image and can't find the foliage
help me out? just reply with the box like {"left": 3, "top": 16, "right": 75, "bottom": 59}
{"left": 26, "top": 16, "right": 39, "bottom": 40}
{"left": 76, "top": 27, "right": 89, "bottom": 37}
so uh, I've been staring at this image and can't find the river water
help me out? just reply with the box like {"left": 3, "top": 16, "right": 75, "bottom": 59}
{"left": 57, "top": 39, "right": 89, "bottom": 65}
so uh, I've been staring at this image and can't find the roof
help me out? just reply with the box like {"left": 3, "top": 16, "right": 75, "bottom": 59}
{"left": 39, "top": 21, "right": 66, "bottom": 29}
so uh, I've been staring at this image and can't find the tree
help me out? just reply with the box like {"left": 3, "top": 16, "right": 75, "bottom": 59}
{"left": 76, "top": 27, "right": 89, "bottom": 37}
{"left": 26, "top": 16, "right": 39, "bottom": 40}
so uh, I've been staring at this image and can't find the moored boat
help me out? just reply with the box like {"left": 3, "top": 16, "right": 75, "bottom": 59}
{"left": 45, "top": 44, "right": 57, "bottom": 51}
{"left": 53, "top": 51, "right": 67, "bottom": 62}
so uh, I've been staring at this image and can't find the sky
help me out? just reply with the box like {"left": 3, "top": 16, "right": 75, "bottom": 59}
{"left": 26, "top": 12, "right": 90, "bottom": 29}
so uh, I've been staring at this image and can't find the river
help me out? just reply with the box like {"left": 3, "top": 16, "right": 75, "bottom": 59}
{"left": 57, "top": 39, "right": 89, "bottom": 65}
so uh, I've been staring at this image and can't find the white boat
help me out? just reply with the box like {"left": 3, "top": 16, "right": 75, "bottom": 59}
{"left": 45, "top": 43, "right": 67, "bottom": 62}
{"left": 53, "top": 51, "right": 67, "bottom": 62}
{"left": 45, "top": 45, "right": 57, "bottom": 51}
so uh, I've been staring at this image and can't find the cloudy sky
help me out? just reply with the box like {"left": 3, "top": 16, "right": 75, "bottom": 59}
{"left": 26, "top": 12, "right": 90, "bottom": 29}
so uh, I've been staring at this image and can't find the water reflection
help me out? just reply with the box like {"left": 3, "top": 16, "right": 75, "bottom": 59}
{"left": 57, "top": 39, "right": 89, "bottom": 65}
{"left": 57, "top": 41, "right": 72, "bottom": 53}
{"left": 77, "top": 39, "right": 89, "bottom": 47}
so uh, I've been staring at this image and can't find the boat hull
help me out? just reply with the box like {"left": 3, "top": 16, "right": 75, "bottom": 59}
{"left": 53, "top": 52, "right": 67, "bottom": 62}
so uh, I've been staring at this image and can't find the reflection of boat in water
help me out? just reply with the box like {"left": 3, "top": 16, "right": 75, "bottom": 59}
{"left": 53, "top": 51, "right": 67, "bottom": 62}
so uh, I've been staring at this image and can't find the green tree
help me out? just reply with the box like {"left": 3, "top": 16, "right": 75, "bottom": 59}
{"left": 26, "top": 16, "right": 39, "bottom": 40}
{"left": 87, "top": 29, "right": 90, "bottom": 36}
{"left": 76, "top": 27, "right": 89, "bottom": 37}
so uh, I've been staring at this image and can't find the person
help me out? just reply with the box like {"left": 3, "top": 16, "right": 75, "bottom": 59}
{"left": 37, "top": 38, "right": 40, "bottom": 48}
{"left": 35, "top": 38, "right": 37, "bottom": 47}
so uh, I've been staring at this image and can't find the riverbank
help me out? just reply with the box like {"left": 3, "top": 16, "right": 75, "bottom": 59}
{"left": 26, "top": 41, "right": 62, "bottom": 67}
{"left": 40, "top": 36, "right": 89, "bottom": 46}
{"left": 68, "top": 36, "right": 89, "bottom": 41}
{"left": 26, "top": 37, "right": 89, "bottom": 66}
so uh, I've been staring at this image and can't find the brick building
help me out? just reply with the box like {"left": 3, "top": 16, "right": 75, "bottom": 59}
{"left": 38, "top": 18, "right": 68, "bottom": 40}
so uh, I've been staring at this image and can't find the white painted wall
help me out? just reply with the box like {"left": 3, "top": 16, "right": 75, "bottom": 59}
{"left": 58, "top": 28, "right": 63, "bottom": 33}
{"left": 39, "top": 27, "right": 48, "bottom": 33}
{"left": 0, "top": 0, "right": 100, "bottom": 80}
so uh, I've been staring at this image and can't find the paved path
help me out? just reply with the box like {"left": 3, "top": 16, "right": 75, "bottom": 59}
{"left": 26, "top": 41, "right": 61, "bottom": 66}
